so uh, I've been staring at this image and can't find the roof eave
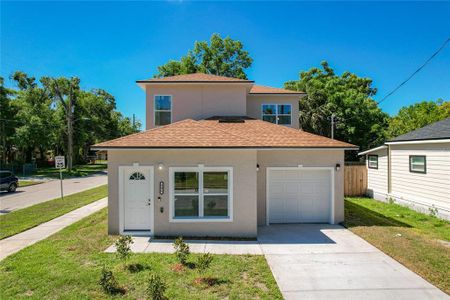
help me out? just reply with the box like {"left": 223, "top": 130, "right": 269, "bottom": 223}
{"left": 385, "top": 138, "right": 450, "bottom": 145}
{"left": 91, "top": 146, "right": 358, "bottom": 150}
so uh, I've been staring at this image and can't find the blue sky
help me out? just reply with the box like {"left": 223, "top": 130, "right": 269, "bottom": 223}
{"left": 2, "top": 1, "right": 449, "bottom": 127}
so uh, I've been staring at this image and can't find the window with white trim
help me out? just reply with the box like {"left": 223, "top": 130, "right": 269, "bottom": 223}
{"left": 154, "top": 95, "right": 172, "bottom": 126}
{"left": 368, "top": 155, "right": 378, "bottom": 169}
{"left": 409, "top": 155, "right": 426, "bottom": 174}
{"left": 171, "top": 167, "right": 232, "bottom": 221}
{"left": 262, "top": 104, "right": 292, "bottom": 125}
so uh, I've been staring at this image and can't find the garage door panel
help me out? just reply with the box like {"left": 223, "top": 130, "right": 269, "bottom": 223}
{"left": 268, "top": 169, "right": 331, "bottom": 224}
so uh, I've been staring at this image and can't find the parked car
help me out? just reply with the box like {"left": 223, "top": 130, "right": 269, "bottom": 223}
{"left": 0, "top": 171, "right": 19, "bottom": 192}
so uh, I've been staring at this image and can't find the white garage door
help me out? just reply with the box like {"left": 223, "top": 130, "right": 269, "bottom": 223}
{"left": 268, "top": 168, "right": 332, "bottom": 224}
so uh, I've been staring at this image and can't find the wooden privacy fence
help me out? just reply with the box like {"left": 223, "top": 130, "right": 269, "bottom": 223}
{"left": 344, "top": 164, "right": 367, "bottom": 196}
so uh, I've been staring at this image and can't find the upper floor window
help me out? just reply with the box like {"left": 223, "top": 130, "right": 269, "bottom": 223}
{"left": 409, "top": 155, "right": 426, "bottom": 174}
{"left": 154, "top": 95, "right": 172, "bottom": 126}
{"left": 262, "top": 104, "right": 292, "bottom": 125}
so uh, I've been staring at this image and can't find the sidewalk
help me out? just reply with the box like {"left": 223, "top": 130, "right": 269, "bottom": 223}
{"left": 0, "top": 197, "right": 107, "bottom": 261}
{"left": 0, "top": 173, "right": 107, "bottom": 214}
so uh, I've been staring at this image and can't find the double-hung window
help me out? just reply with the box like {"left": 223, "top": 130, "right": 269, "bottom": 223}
{"left": 154, "top": 95, "right": 172, "bottom": 126}
{"left": 170, "top": 167, "right": 233, "bottom": 222}
{"left": 409, "top": 155, "right": 426, "bottom": 174}
{"left": 368, "top": 155, "right": 378, "bottom": 169}
{"left": 262, "top": 104, "right": 292, "bottom": 125}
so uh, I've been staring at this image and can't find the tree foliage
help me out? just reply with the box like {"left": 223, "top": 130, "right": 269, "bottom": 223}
{"left": 155, "top": 33, "right": 253, "bottom": 79}
{"left": 285, "top": 61, "right": 389, "bottom": 158}
{"left": 0, "top": 72, "right": 140, "bottom": 165}
{"left": 386, "top": 99, "right": 450, "bottom": 139}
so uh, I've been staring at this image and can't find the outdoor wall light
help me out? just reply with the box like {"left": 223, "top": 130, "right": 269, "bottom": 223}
{"left": 158, "top": 163, "right": 164, "bottom": 170}
{"left": 256, "top": 164, "right": 260, "bottom": 172}
{"left": 335, "top": 163, "right": 341, "bottom": 171}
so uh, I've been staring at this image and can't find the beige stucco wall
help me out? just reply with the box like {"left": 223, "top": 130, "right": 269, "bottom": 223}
{"left": 107, "top": 149, "right": 257, "bottom": 237}
{"left": 145, "top": 84, "right": 249, "bottom": 129}
{"left": 256, "top": 150, "right": 345, "bottom": 225}
{"left": 246, "top": 95, "right": 302, "bottom": 128}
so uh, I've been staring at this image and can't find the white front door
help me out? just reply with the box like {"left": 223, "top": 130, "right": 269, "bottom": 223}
{"left": 122, "top": 166, "right": 153, "bottom": 232}
{"left": 268, "top": 168, "right": 332, "bottom": 224}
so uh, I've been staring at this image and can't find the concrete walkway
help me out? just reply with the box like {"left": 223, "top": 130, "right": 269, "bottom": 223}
{"left": 0, "top": 173, "right": 107, "bottom": 214}
{"left": 0, "top": 197, "right": 107, "bottom": 261}
{"left": 105, "top": 224, "right": 448, "bottom": 299}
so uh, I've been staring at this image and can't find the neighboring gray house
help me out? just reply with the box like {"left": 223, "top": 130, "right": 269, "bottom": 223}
{"left": 360, "top": 117, "right": 450, "bottom": 220}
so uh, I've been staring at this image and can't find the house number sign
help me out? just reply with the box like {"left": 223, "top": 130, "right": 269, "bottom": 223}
{"left": 159, "top": 181, "right": 164, "bottom": 195}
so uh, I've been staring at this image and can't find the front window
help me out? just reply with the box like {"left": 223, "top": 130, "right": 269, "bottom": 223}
{"left": 154, "top": 95, "right": 172, "bottom": 126}
{"left": 171, "top": 167, "right": 232, "bottom": 221}
{"left": 368, "top": 155, "right": 378, "bottom": 169}
{"left": 262, "top": 104, "right": 292, "bottom": 125}
{"left": 410, "top": 155, "right": 426, "bottom": 174}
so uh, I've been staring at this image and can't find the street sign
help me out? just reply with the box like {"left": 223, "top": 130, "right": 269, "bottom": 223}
{"left": 55, "top": 156, "right": 65, "bottom": 169}
{"left": 55, "top": 156, "right": 65, "bottom": 200}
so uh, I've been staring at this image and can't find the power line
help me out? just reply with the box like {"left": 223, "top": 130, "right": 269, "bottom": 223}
{"left": 377, "top": 37, "right": 450, "bottom": 105}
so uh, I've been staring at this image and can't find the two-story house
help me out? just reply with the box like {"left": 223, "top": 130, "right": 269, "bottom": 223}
{"left": 92, "top": 73, "right": 357, "bottom": 237}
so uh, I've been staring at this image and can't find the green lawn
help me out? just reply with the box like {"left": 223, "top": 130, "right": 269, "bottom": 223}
{"left": 33, "top": 163, "right": 107, "bottom": 179}
{"left": 0, "top": 185, "right": 107, "bottom": 240}
{"left": 0, "top": 209, "right": 282, "bottom": 299}
{"left": 344, "top": 197, "right": 450, "bottom": 294}
{"left": 18, "top": 180, "right": 43, "bottom": 187}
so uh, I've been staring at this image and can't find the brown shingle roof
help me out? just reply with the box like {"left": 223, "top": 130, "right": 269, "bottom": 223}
{"left": 249, "top": 85, "right": 305, "bottom": 95}
{"left": 137, "top": 73, "right": 253, "bottom": 83}
{"left": 92, "top": 118, "right": 357, "bottom": 149}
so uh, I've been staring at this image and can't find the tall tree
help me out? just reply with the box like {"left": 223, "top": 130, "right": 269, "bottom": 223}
{"left": 41, "top": 77, "right": 80, "bottom": 170}
{"left": 285, "top": 61, "right": 389, "bottom": 159}
{"left": 0, "top": 77, "right": 18, "bottom": 164}
{"left": 387, "top": 99, "right": 450, "bottom": 139}
{"left": 10, "top": 72, "right": 56, "bottom": 163}
{"left": 155, "top": 33, "right": 253, "bottom": 79}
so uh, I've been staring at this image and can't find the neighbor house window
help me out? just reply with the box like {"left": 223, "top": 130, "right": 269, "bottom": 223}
{"left": 170, "top": 167, "right": 233, "bottom": 222}
{"left": 262, "top": 104, "right": 292, "bottom": 125}
{"left": 368, "top": 155, "right": 378, "bottom": 169}
{"left": 409, "top": 155, "right": 426, "bottom": 174}
{"left": 154, "top": 95, "right": 172, "bottom": 126}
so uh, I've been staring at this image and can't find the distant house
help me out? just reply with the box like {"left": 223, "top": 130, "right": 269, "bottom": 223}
{"left": 360, "top": 117, "right": 450, "bottom": 220}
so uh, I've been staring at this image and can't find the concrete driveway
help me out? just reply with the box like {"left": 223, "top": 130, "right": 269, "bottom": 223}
{"left": 259, "top": 224, "right": 448, "bottom": 300}
{"left": 0, "top": 173, "right": 107, "bottom": 214}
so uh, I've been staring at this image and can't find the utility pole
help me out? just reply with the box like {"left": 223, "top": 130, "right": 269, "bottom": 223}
{"left": 67, "top": 100, "right": 74, "bottom": 171}
{"left": 132, "top": 114, "right": 136, "bottom": 128}
{"left": 331, "top": 113, "right": 336, "bottom": 139}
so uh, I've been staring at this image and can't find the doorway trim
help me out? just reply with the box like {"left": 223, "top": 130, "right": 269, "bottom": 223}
{"left": 118, "top": 165, "right": 154, "bottom": 235}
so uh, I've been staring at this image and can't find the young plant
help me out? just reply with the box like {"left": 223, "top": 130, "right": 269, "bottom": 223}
{"left": 173, "top": 237, "right": 190, "bottom": 265}
{"left": 146, "top": 273, "right": 167, "bottom": 300}
{"left": 98, "top": 266, "right": 120, "bottom": 295}
{"left": 196, "top": 252, "right": 213, "bottom": 274}
{"left": 115, "top": 235, "right": 133, "bottom": 261}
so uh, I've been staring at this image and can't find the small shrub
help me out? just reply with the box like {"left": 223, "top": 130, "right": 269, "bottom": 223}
{"left": 173, "top": 237, "right": 190, "bottom": 265}
{"left": 146, "top": 273, "right": 167, "bottom": 300}
{"left": 196, "top": 253, "right": 213, "bottom": 274}
{"left": 98, "top": 267, "right": 120, "bottom": 294}
{"left": 428, "top": 205, "right": 438, "bottom": 217}
{"left": 115, "top": 235, "right": 133, "bottom": 261}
